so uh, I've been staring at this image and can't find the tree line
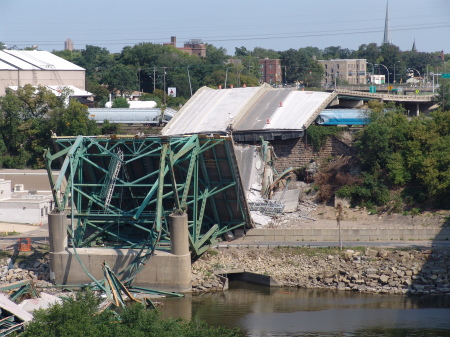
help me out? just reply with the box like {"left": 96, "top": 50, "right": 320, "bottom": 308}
{"left": 47, "top": 42, "right": 447, "bottom": 105}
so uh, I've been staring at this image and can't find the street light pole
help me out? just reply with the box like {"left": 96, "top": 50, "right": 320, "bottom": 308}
{"left": 224, "top": 67, "right": 232, "bottom": 89}
{"left": 162, "top": 67, "right": 167, "bottom": 105}
{"left": 332, "top": 59, "right": 337, "bottom": 90}
{"left": 187, "top": 65, "right": 193, "bottom": 97}
{"left": 376, "top": 64, "right": 389, "bottom": 85}
{"left": 393, "top": 61, "right": 400, "bottom": 84}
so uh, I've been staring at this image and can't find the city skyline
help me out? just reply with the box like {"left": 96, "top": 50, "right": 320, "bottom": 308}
{"left": 1, "top": 0, "right": 449, "bottom": 55}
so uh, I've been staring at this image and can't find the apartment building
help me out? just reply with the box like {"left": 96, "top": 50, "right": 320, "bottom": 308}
{"left": 259, "top": 58, "right": 282, "bottom": 84}
{"left": 318, "top": 59, "right": 367, "bottom": 86}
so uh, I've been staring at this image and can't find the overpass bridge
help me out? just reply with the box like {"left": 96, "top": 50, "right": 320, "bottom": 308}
{"left": 330, "top": 89, "right": 438, "bottom": 115}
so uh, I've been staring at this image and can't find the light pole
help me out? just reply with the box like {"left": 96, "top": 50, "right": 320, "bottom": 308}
{"left": 224, "top": 67, "right": 232, "bottom": 89}
{"left": 187, "top": 65, "right": 193, "bottom": 97}
{"left": 408, "top": 68, "right": 422, "bottom": 86}
{"left": 138, "top": 68, "right": 141, "bottom": 94}
{"left": 375, "top": 64, "right": 389, "bottom": 85}
{"left": 367, "top": 62, "right": 374, "bottom": 84}
{"left": 393, "top": 61, "right": 400, "bottom": 84}
{"left": 162, "top": 67, "right": 167, "bottom": 105}
{"left": 237, "top": 67, "right": 245, "bottom": 87}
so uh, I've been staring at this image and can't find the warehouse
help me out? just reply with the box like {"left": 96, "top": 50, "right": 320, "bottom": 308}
{"left": 0, "top": 50, "right": 85, "bottom": 95}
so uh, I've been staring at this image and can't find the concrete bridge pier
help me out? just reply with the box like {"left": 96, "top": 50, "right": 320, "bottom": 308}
{"left": 47, "top": 212, "right": 192, "bottom": 292}
{"left": 48, "top": 211, "right": 67, "bottom": 282}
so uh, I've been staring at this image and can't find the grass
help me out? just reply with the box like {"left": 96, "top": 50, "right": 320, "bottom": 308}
{"left": 271, "top": 246, "right": 367, "bottom": 257}
{"left": 0, "top": 231, "right": 20, "bottom": 237}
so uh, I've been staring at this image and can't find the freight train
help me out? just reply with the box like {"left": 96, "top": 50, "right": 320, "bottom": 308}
{"left": 315, "top": 109, "right": 369, "bottom": 126}
{"left": 88, "top": 108, "right": 176, "bottom": 125}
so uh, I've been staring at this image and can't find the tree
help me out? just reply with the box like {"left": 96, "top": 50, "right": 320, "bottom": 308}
{"left": 437, "top": 78, "right": 450, "bottom": 110}
{"left": 354, "top": 43, "right": 382, "bottom": 65}
{"left": 280, "top": 49, "right": 323, "bottom": 85}
{"left": 49, "top": 100, "right": 99, "bottom": 136}
{"left": 322, "top": 46, "right": 354, "bottom": 60}
{"left": 14, "top": 84, "right": 61, "bottom": 119}
{"left": 111, "top": 97, "right": 130, "bottom": 108}
{"left": 87, "top": 81, "right": 110, "bottom": 107}
{"left": 21, "top": 291, "right": 242, "bottom": 337}
{"left": 103, "top": 64, "right": 138, "bottom": 95}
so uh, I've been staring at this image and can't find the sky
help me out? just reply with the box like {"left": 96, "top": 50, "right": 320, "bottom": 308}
{"left": 1, "top": 0, "right": 449, "bottom": 55}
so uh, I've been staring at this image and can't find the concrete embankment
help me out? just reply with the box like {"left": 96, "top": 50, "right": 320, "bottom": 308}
{"left": 237, "top": 225, "right": 450, "bottom": 243}
{"left": 192, "top": 247, "right": 450, "bottom": 295}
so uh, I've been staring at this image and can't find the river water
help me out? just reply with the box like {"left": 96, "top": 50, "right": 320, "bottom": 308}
{"left": 159, "top": 281, "right": 450, "bottom": 337}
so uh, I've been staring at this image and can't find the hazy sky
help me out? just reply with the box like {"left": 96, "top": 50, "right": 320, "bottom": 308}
{"left": 1, "top": 0, "right": 449, "bottom": 55}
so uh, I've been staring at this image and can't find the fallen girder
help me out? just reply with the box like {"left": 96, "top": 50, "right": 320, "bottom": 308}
{"left": 44, "top": 134, "right": 251, "bottom": 260}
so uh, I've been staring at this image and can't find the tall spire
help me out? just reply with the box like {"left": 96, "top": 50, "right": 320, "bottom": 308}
{"left": 383, "top": 1, "right": 392, "bottom": 44}
{"left": 412, "top": 39, "right": 417, "bottom": 52}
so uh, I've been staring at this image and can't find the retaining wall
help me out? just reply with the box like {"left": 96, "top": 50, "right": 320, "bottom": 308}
{"left": 241, "top": 227, "right": 450, "bottom": 242}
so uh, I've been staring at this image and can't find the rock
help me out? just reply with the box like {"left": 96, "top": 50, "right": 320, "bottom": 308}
{"left": 379, "top": 275, "right": 389, "bottom": 284}
{"left": 365, "top": 248, "right": 377, "bottom": 257}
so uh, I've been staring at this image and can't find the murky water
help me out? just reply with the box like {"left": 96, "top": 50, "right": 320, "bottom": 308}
{"left": 159, "top": 281, "right": 450, "bottom": 337}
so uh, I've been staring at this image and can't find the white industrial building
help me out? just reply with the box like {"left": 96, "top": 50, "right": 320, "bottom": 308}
{"left": 0, "top": 170, "right": 64, "bottom": 225}
{"left": 0, "top": 50, "right": 86, "bottom": 96}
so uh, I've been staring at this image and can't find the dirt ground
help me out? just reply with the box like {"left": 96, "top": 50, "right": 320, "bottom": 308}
{"left": 306, "top": 204, "right": 449, "bottom": 228}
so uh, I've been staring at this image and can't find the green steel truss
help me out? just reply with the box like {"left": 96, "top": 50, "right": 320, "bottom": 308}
{"left": 44, "top": 135, "right": 251, "bottom": 257}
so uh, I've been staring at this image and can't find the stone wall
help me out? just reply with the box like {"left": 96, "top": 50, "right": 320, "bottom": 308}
{"left": 192, "top": 247, "right": 450, "bottom": 295}
{"left": 270, "top": 135, "right": 354, "bottom": 173}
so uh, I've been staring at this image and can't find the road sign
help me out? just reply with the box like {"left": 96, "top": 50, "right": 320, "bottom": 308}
{"left": 415, "top": 90, "right": 420, "bottom": 94}
{"left": 442, "top": 73, "right": 450, "bottom": 78}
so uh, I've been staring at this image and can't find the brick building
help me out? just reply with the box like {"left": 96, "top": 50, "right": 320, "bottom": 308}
{"left": 259, "top": 58, "right": 282, "bottom": 84}
{"left": 165, "top": 36, "right": 206, "bottom": 57}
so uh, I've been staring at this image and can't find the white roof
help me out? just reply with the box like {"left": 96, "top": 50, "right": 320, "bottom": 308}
{"left": 0, "top": 50, "right": 84, "bottom": 71}
{"left": 8, "top": 85, "right": 92, "bottom": 97}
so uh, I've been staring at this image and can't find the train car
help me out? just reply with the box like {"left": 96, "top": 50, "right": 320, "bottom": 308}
{"left": 316, "top": 109, "right": 369, "bottom": 126}
{"left": 88, "top": 108, "right": 176, "bottom": 125}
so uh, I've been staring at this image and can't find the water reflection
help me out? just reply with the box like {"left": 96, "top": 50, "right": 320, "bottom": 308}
{"left": 159, "top": 282, "right": 450, "bottom": 337}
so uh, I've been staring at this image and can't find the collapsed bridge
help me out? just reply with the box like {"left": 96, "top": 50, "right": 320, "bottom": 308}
{"left": 44, "top": 134, "right": 251, "bottom": 291}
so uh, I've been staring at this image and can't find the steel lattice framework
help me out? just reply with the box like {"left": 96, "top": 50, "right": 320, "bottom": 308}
{"left": 44, "top": 134, "right": 251, "bottom": 257}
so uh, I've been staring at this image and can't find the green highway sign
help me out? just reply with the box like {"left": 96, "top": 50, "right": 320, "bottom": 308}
{"left": 442, "top": 73, "right": 450, "bottom": 78}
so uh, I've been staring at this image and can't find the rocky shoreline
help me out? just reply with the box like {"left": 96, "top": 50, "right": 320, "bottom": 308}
{"left": 1, "top": 246, "right": 449, "bottom": 297}
{"left": 192, "top": 247, "right": 450, "bottom": 295}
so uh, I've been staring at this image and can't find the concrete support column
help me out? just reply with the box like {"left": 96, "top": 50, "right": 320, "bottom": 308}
{"left": 416, "top": 102, "right": 420, "bottom": 116}
{"left": 48, "top": 212, "right": 67, "bottom": 253}
{"left": 169, "top": 213, "right": 189, "bottom": 256}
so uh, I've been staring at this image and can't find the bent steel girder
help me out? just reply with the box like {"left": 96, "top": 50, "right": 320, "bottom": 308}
{"left": 44, "top": 135, "right": 251, "bottom": 256}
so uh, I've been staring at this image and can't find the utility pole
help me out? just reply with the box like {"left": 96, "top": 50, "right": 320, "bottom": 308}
{"left": 162, "top": 67, "right": 167, "bottom": 105}
{"left": 153, "top": 67, "right": 156, "bottom": 92}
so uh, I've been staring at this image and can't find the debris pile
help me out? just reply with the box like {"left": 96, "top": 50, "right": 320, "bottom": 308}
{"left": 0, "top": 256, "right": 50, "bottom": 285}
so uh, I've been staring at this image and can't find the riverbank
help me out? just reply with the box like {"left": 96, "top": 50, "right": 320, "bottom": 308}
{"left": 192, "top": 246, "right": 450, "bottom": 295}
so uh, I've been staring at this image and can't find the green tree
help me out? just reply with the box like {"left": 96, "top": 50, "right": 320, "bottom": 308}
{"left": 111, "top": 97, "right": 130, "bottom": 108}
{"left": 21, "top": 291, "right": 242, "bottom": 337}
{"left": 437, "top": 78, "right": 450, "bottom": 110}
{"left": 103, "top": 64, "right": 138, "bottom": 95}
{"left": 49, "top": 100, "right": 99, "bottom": 136}
{"left": 14, "top": 84, "right": 61, "bottom": 119}
{"left": 87, "top": 81, "right": 110, "bottom": 107}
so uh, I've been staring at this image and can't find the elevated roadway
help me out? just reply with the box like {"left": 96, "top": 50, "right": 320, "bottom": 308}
{"left": 331, "top": 89, "right": 437, "bottom": 115}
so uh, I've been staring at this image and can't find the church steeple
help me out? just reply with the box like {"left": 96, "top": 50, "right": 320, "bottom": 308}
{"left": 383, "top": 1, "right": 392, "bottom": 44}
{"left": 412, "top": 39, "right": 417, "bottom": 52}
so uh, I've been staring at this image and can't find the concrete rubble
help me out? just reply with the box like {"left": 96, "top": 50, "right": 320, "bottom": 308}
{"left": 0, "top": 256, "right": 50, "bottom": 285}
